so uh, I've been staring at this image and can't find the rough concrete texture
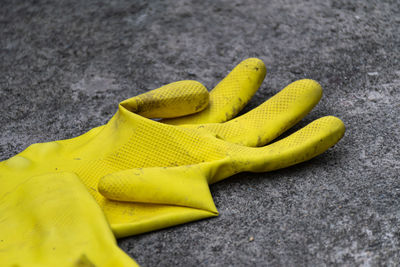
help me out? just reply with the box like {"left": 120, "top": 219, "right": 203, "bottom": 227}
{"left": 1, "top": 0, "right": 399, "bottom": 265}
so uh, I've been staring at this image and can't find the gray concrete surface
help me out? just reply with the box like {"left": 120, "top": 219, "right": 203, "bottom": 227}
{"left": 1, "top": 0, "right": 399, "bottom": 265}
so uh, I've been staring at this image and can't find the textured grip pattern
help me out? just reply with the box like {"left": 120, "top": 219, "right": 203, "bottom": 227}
{"left": 162, "top": 58, "right": 266, "bottom": 125}
{"left": 121, "top": 80, "right": 209, "bottom": 118}
{"left": 225, "top": 116, "right": 346, "bottom": 176}
{"left": 198, "top": 79, "right": 322, "bottom": 146}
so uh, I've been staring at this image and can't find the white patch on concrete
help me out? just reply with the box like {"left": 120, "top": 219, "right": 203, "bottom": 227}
{"left": 71, "top": 75, "right": 118, "bottom": 92}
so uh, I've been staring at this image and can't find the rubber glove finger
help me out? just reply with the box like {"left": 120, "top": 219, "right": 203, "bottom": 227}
{"left": 98, "top": 164, "right": 218, "bottom": 213}
{"left": 188, "top": 79, "right": 323, "bottom": 147}
{"left": 121, "top": 80, "right": 209, "bottom": 118}
{"left": 162, "top": 58, "right": 266, "bottom": 125}
{"left": 101, "top": 197, "right": 219, "bottom": 238}
{"left": 210, "top": 116, "right": 345, "bottom": 183}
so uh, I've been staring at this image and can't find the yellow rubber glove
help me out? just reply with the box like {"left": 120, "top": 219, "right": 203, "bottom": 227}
{"left": 0, "top": 58, "right": 267, "bottom": 240}
{"left": 0, "top": 171, "right": 137, "bottom": 266}
{"left": 1, "top": 58, "right": 343, "bottom": 240}
{"left": 103, "top": 76, "right": 345, "bottom": 237}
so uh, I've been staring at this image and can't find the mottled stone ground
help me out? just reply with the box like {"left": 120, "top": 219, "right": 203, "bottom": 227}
{"left": 1, "top": 0, "right": 399, "bottom": 265}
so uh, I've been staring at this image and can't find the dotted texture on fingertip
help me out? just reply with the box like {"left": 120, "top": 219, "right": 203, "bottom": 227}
{"left": 202, "top": 79, "right": 322, "bottom": 146}
{"left": 122, "top": 80, "right": 208, "bottom": 118}
{"left": 163, "top": 58, "right": 266, "bottom": 125}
